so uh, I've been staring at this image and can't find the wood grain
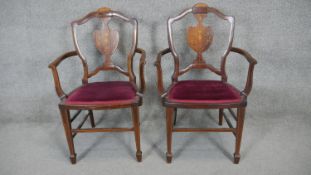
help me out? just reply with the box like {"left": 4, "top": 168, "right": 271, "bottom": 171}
{"left": 93, "top": 17, "right": 119, "bottom": 66}
{"left": 156, "top": 3, "right": 258, "bottom": 164}
{"left": 49, "top": 8, "right": 145, "bottom": 164}
{"left": 187, "top": 3, "right": 213, "bottom": 64}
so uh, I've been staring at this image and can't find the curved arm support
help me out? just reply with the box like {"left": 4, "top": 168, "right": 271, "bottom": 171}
{"left": 230, "top": 47, "right": 257, "bottom": 96}
{"left": 48, "top": 51, "right": 78, "bottom": 99}
{"left": 154, "top": 48, "right": 173, "bottom": 95}
{"left": 134, "top": 48, "right": 146, "bottom": 93}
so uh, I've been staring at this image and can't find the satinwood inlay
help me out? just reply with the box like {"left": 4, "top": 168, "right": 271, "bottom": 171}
{"left": 187, "top": 3, "right": 213, "bottom": 64}
{"left": 93, "top": 15, "right": 119, "bottom": 67}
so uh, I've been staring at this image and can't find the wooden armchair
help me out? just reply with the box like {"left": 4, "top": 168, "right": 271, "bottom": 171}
{"left": 48, "top": 7, "right": 146, "bottom": 164}
{"left": 155, "top": 3, "right": 257, "bottom": 164}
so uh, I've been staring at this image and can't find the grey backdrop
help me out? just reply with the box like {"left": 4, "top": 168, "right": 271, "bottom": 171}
{"left": 0, "top": 0, "right": 311, "bottom": 174}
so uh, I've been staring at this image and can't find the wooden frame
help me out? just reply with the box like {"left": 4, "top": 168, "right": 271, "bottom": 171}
{"left": 49, "top": 7, "right": 146, "bottom": 164}
{"left": 155, "top": 3, "right": 257, "bottom": 164}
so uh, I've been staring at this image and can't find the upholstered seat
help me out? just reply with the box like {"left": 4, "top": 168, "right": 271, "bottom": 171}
{"left": 65, "top": 81, "right": 138, "bottom": 105}
{"left": 167, "top": 80, "right": 241, "bottom": 104}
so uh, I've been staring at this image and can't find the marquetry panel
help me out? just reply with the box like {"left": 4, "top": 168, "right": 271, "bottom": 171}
{"left": 93, "top": 8, "right": 119, "bottom": 67}
{"left": 187, "top": 3, "right": 213, "bottom": 65}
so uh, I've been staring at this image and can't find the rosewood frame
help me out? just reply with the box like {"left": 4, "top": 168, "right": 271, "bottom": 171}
{"left": 155, "top": 4, "right": 257, "bottom": 164}
{"left": 49, "top": 8, "right": 146, "bottom": 164}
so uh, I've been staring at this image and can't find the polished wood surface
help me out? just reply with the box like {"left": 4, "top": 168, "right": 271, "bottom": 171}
{"left": 166, "top": 107, "right": 174, "bottom": 163}
{"left": 49, "top": 7, "right": 145, "bottom": 164}
{"left": 93, "top": 16, "right": 120, "bottom": 72}
{"left": 155, "top": 3, "right": 257, "bottom": 164}
{"left": 187, "top": 3, "right": 213, "bottom": 65}
{"left": 70, "top": 7, "right": 140, "bottom": 85}
{"left": 132, "top": 106, "right": 142, "bottom": 162}
{"left": 166, "top": 3, "right": 236, "bottom": 83}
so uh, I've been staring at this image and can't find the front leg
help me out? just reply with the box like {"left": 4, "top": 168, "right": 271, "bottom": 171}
{"left": 131, "top": 106, "right": 142, "bottom": 162}
{"left": 59, "top": 106, "right": 76, "bottom": 164}
{"left": 166, "top": 107, "right": 174, "bottom": 163}
{"left": 234, "top": 107, "right": 246, "bottom": 164}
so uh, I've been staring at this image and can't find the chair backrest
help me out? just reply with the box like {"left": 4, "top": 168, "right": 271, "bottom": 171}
{"left": 71, "top": 7, "right": 138, "bottom": 84}
{"left": 167, "top": 3, "right": 235, "bottom": 82}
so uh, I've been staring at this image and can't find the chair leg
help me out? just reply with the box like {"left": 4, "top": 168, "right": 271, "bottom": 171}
{"left": 166, "top": 107, "right": 174, "bottom": 163}
{"left": 59, "top": 106, "right": 76, "bottom": 164}
{"left": 234, "top": 107, "right": 246, "bottom": 164}
{"left": 131, "top": 106, "right": 142, "bottom": 162}
{"left": 88, "top": 110, "right": 96, "bottom": 128}
{"left": 173, "top": 108, "right": 177, "bottom": 125}
{"left": 219, "top": 109, "right": 224, "bottom": 125}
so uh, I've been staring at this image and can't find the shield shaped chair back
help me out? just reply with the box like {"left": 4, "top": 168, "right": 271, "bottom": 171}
{"left": 167, "top": 3, "right": 235, "bottom": 82}
{"left": 71, "top": 7, "right": 138, "bottom": 84}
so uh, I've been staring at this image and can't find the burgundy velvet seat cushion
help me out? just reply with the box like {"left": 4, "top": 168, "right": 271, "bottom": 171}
{"left": 167, "top": 80, "right": 241, "bottom": 104}
{"left": 65, "top": 81, "right": 137, "bottom": 105}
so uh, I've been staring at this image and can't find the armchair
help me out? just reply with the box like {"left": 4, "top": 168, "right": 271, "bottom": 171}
{"left": 155, "top": 3, "right": 257, "bottom": 164}
{"left": 49, "top": 7, "right": 146, "bottom": 164}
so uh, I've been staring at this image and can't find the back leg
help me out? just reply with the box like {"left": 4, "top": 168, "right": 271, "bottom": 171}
{"left": 173, "top": 108, "right": 177, "bottom": 125}
{"left": 88, "top": 110, "right": 95, "bottom": 128}
{"left": 219, "top": 109, "right": 223, "bottom": 125}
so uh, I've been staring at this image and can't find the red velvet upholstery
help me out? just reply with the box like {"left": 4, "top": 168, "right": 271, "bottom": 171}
{"left": 167, "top": 80, "right": 241, "bottom": 104}
{"left": 65, "top": 81, "right": 137, "bottom": 105}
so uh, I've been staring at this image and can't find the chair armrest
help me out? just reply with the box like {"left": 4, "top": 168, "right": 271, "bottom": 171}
{"left": 230, "top": 47, "right": 257, "bottom": 96}
{"left": 154, "top": 48, "right": 172, "bottom": 95}
{"left": 134, "top": 48, "right": 146, "bottom": 93}
{"left": 231, "top": 47, "right": 257, "bottom": 65}
{"left": 48, "top": 51, "right": 78, "bottom": 99}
